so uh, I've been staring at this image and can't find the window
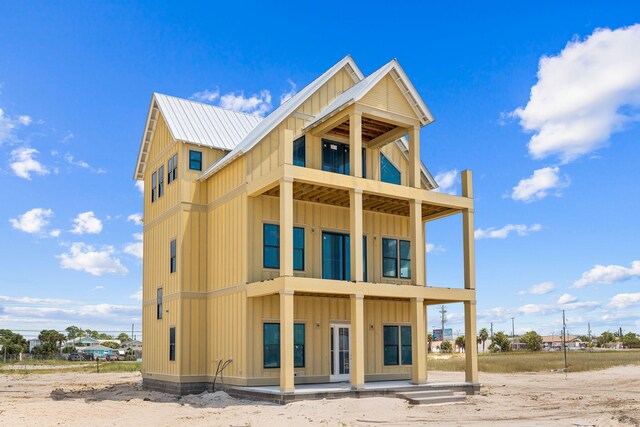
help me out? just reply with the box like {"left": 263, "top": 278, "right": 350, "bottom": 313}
{"left": 384, "top": 325, "right": 412, "bottom": 366}
{"left": 382, "top": 238, "right": 398, "bottom": 278}
{"left": 263, "top": 323, "right": 305, "bottom": 368}
{"left": 189, "top": 150, "right": 202, "bottom": 171}
{"left": 321, "top": 140, "right": 366, "bottom": 177}
{"left": 157, "top": 288, "right": 163, "bottom": 320}
{"left": 380, "top": 153, "right": 401, "bottom": 185}
{"left": 263, "top": 224, "right": 279, "bottom": 269}
{"left": 158, "top": 165, "right": 165, "bottom": 198}
{"left": 170, "top": 239, "right": 176, "bottom": 273}
{"left": 361, "top": 148, "right": 367, "bottom": 178}
{"left": 399, "top": 240, "right": 411, "bottom": 279}
{"left": 168, "top": 154, "right": 177, "bottom": 184}
{"left": 382, "top": 238, "right": 411, "bottom": 279}
{"left": 294, "top": 227, "right": 304, "bottom": 271}
{"left": 322, "top": 232, "right": 350, "bottom": 280}
{"left": 293, "top": 136, "right": 306, "bottom": 167}
{"left": 169, "top": 327, "right": 176, "bottom": 361}
{"left": 363, "top": 236, "right": 368, "bottom": 282}
{"left": 151, "top": 171, "right": 157, "bottom": 203}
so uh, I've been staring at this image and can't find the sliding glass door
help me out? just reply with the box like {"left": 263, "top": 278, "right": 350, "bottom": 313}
{"left": 322, "top": 232, "right": 367, "bottom": 281}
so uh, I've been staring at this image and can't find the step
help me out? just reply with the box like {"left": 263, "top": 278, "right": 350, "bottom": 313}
{"left": 396, "top": 389, "right": 455, "bottom": 399}
{"left": 405, "top": 395, "right": 467, "bottom": 405}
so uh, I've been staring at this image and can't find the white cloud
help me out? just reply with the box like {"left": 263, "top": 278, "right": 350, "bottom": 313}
{"left": 0, "top": 295, "right": 73, "bottom": 305}
{"left": 0, "top": 106, "right": 32, "bottom": 145}
{"left": 512, "top": 24, "right": 640, "bottom": 163}
{"left": 280, "top": 80, "right": 297, "bottom": 105}
{"left": 511, "top": 166, "right": 569, "bottom": 202}
{"left": 518, "top": 303, "right": 556, "bottom": 315}
{"left": 127, "top": 213, "right": 143, "bottom": 226}
{"left": 58, "top": 243, "right": 128, "bottom": 276}
{"left": 607, "top": 293, "right": 640, "bottom": 309}
{"left": 219, "top": 90, "right": 272, "bottom": 116}
{"left": 93, "top": 285, "right": 104, "bottom": 290}
{"left": 135, "top": 181, "right": 144, "bottom": 194}
{"left": 130, "top": 287, "right": 143, "bottom": 301}
{"left": 9, "top": 147, "right": 50, "bottom": 179}
{"left": 475, "top": 223, "right": 542, "bottom": 239}
{"left": 123, "top": 233, "right": 143, "bottom": 259}
{"left": 518, "top": 281, "right": 556, "bottom": 295}
{"left": 70, "top": 211, "right": 103, "bottom": 234}
{"left": 557, "top": 293, "right": 578, "bottom": 304}
{"left": 426, "top": 243, "right": 445, "bottom": 253}
{"left": 191, "top": 88, "right": 220, "bottom": 103}
{"left": 49, "top": 229, "right": 61, "bottom": 237}
{"left": 433, "top": 169, "right": 458, "bottom": 195}
{"left": 63, "top": 153, "right": 90, "bottom": 169}
{"left": 9, "top": 208, "right": 53, "bottom": 234}
{"left": 18, "top": 115, "right": 32, "bottom": 126}
{"left": 573, "top": 260, "right": 640, "bottom": 288}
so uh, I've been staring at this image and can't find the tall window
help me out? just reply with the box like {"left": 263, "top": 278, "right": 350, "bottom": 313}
{"left": 169, "top": 327, "right": 176, "bottom": 361}
{"left": 293, "top": 227, "right": 304, "bottom": 271}
{"left": 158, "top": 165, "right": 165, "bottom": 198}
{"left": 321, "top": 140, "right": 366, "bottom": 177}
{"left": 151, "top": 171, "right": 157, "bottom": 203}
{"left": 263, "top": 224, "right": 279, "bottom": 269}
{"left": 168, "top": 154, "right": 177, "bottom": 184}
{"left": 382, "top": 238, "right": 411, "bottom": 279}
{"left": 157, "top": 288, "right": 163, "bottom": 320}
{"left": 263, "top": 323, "right": 305, "bottom": 368}
{"left": 383, "top": 325, "right": 412, "bottom": 366}
{"left": 170, "top": 239, "right": 177, "bottom": 273}
{"left": 189, "top": 150, "right": 202, "bottom": 171}
{"left": 380, "top": 153, "right": 401, "bottom": 185}
{"left": 293, "top": 136, "right": 306, "bottom": 167}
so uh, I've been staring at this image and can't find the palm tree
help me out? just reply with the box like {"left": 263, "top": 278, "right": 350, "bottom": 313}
{"left": 427, "top": 334, "right": 434, "bottom": 353}
{"left": 455, "top": 335, "right": 466, "bottom": 353}
{"left": 479, "top": 328, "right": 489, "bottom": 352}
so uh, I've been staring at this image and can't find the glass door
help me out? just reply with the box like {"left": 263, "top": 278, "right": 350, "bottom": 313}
{"left": 330, "top": 324, "right": 350, "bottom": 381}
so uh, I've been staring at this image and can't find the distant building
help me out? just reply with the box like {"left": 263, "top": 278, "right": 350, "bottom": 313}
{"left": 64, "top": 336, "right": 100, "bottom": 347}
{"left": 541, "top": 335, "right": 581, "bottom": 350}
{"left": 76, "top": 344, "right": 116, "bottom": 356}
{"left": 122, "top": 340, "right": 143, "bottom": 357}
{"left": 28, "top": 339, "right": 42, "bottom": 353}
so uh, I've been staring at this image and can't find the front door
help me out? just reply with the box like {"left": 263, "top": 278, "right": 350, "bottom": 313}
{"left": 330, "top": 324, "right": 351, "bottom": 382}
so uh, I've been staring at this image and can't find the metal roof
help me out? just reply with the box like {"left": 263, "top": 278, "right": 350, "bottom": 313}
{"left": 133, "top": 93, "right": 263, "bottom": 179}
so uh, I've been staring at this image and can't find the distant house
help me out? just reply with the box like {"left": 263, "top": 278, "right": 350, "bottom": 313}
{"left": 122, "top": 340, "right": 142, "bottom": 357}
{"left": 28, "top": 339, "right": 42, "bottom": 353}
{"left": 541, "top": 335, "right": 581, "bottom": 350}
{"left": 76, "top": 344, "right": 116, "bottom": 356}
{"left": 64, "top": 336, "right": 100, "bottom": 347}
{"left": 509, "top": 337, "right": 527, "bottom": 351}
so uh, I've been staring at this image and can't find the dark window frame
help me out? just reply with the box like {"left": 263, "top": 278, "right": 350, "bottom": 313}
{"left": 293, "top": 226, "right": 304, "bottom": 271}
{"left": 158, "top": 165, "right": 165, "bottom": 198}
{"left": 382, "top": 238, "right": 411, "bottom": 279}
{"left": 383, "top": 324, "right": 412, "bottom": 366}
{"left": 170, "top": 239, "right": 177, "bottom": 273}
{"left": 380, "top": 153, "right": 401, "bottom": 185}
{"left": 293, "top": 136, "right": 306, "bottom": 167}
{"left": 263, "top": 322, "right": 305, "bottom": 368}
{"left": 399, "top": 240, "right": 411, "bottom": 279}
{"left": 168, "top": 154, "right": 177, "bottom": 184}
{"left": 263, "top": 223, "right": 279, "bottom": 269}
{"left": 151, "top": 171, "right": 157, "bottom": 203}
{"left": 189, "top": 150, "right": 202, "bottom": 171}
{"left": 169, "top": 327, "right": 176, "bottom": 361}
{"left": 157, "top": 288, "right": 163, "bottom": 320}
{"left": 382, "top": 238, "right": 398, "bottom": 278}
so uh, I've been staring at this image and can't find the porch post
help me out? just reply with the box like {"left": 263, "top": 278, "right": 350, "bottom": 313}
{"left": 349, "top": 112, "right": 363, "bottom": 178}
{"left": 410, "top": 297, "right": 427, "bottom": 384}
{"left": 350, "top": 294, "right": 365, "bottom": 390}
{"left": 462, "top": 170, "right": 478, "bottom": 383}
{"left": 408, "top": 125, "right": 421, "bottom": 188}
{"left": 371, "top": 148, "right": 380, "bottom": 181}
{"left": 280, "top": 176, "right": 294, "bottom": 277}
{"left": 350, "top": 189, "right": 363, "bottom": 282}
{"left": 409, "top": 199, "right": 425, "bottom": 286}
{"left": 279, "top": 128, "right": 294, "bottom": 166}
{"left": 280, "top": 289, "right": 295, "bottom": 393}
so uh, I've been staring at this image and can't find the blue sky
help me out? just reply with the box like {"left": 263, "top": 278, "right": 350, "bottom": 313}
{"left": 0, "top": 2, "right": 638, "bottom": 339}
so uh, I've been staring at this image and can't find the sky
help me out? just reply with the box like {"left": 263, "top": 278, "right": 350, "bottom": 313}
{"left": 0, "top": 1, "right": 638, "bottom": 340}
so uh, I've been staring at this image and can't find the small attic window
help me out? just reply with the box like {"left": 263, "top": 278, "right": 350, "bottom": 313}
{"left": 189, "top": 150, "right": 202, "bottom": 171}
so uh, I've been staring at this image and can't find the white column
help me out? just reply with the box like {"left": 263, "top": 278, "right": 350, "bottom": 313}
{"left": 280, "top": 177, "right": 294, "bottom": 277}
{"left": 350, "top": 189, "right": 363, "bottom": 282}
{"left": 349, "top": 112, "right": 363, "bottom": 178}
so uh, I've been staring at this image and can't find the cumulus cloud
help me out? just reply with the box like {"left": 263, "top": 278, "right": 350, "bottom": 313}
{"left": 557, "top": 293, "right": 578, "bottom": 304}
{"left": 475, "top": 223, "right": 542, "bottom": 239}
{"left": 512, "top": 24, "right": 640, "bottom": 163}
{"left": 9, "top": 208, "right": 53, "bottom": 234}
{"left": 135, "top": 181, "right": 144, "bottom": 194}
{"left": 280, "top": 80, "right": 297, "bottom": 105}
{"left": 518, "top": 281, "right": 556, "bottom": 295}
{"left": 426, "top": 243, "right": 445, "bottom": 253}
{"left": 70, "top": 211, "right": 103, "bottom": 234}
{"left": 18, "top": 115, "right": 32, "bottom": 126}
{"left": 219, "top": 90, "right": 272, "bottom": 116}
{"left": 433, "top": 169, "right": 458, "bottom": 195}
{"left": 511, "top": 167, "right": 569, "bottom": 202}
{"left": 130, "top": 287, "right": 143, "bottom": 301}
{"left": 607, "top": 293, "right": 640, "bottom": 309}
{"left": 127, "top": 213, "right": 143, "bottom": 226}
{"left": 0, "top": 295, "right": 72, "bottom": 305}
{"left": 191, "top": 88, "right": 220, "bottom": 103}
{"left": 123, "top": 233, "right": 143, "bottom": 259}
{"left": 9, "top": 147, "right": 50, "bottom": 179}
{"left": 58, "top": 243, "right": 127, "bottom": 276}
{"left": 573, "top": 260, "right": 640, "bottom": 288}
{"left": 0, "top": 106, "right": 32, "bottom": 145}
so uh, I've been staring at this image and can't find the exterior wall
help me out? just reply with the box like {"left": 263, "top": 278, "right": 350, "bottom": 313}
{"left": 360, "top": 74, "right": 419, "bottom": 120}
{"left": 208, "top": 292, "right": 247, "bottom": 380}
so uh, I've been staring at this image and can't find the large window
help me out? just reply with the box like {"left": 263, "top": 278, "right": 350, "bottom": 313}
{"left": 168, "top": 153, "right": 177, "bottom": 184}
{"left": 151, "top": 171, "right": 157, "bottom": 203}
{"left": 383, "top": 325, "right": 412, "bottom": 366}
{"left": 322, "top": 232, "right": 367, "bottom": 281}
{"left": 157, "top": 288, "right": 163, "bottom": 320}
{"left": 263, "top": 224, "right": 279, "bottom": 269}
{"left": 382, "top": 238, "right": 411, "bottom": 279}
{"left": 293, "top": 136, "right": 305, "bottom": 167}
{"left": 169, "top": 327, "right": 176, "bottom": 361}
{"left": 321, "top": 140, "right": 366, "bottom": 177}
{"left": 380, "top": 153, "right": 401, "bottom": 185}
{"left": 158, "top": 165, "right": 165, "bottom": 198}
{"left": 294, "top": 227, "right": 304, "bottom": 271}
{"left": 170, "top": 239, "right": 177, "bottom": 273}
{"left": 189, "top": 150, "right": 202, "bottom": 171}
{"left": 263, "top": 323, "right": 305, "bottom": 368}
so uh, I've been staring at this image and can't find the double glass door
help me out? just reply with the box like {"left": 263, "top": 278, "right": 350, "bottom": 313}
{"left": 330, "top": 324, "right": 350, "bottom": 381}
{"left": 322, "top": 232, "right": 367, "bottom": 282}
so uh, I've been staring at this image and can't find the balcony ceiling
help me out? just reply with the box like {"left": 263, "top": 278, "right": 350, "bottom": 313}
{"left": 325, "top": 117, "right": 398, "bottom": 143}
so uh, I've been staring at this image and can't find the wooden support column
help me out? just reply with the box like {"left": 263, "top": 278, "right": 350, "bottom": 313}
{"left": 279, "top": 129, "right": 294, "bottom": 166}
{"left": 349, "top": 112, "right": 363, "bottom": 178}
{"left": 462, "top": 170, "right": 475, "bottom": 290}
{"left": 410, "top": 297, "right": 427, "bottom": 384}
{"left": 408, "top": 125, "right": 421, "bottom": 188}
{"left": 464, "top": 300, "right": 478, "bottom": 383}
{"left": 371, "top": 148, "right": 380, "bottom": 181}
{"left": 279, "top": 290, "right": 295, "bottom": 393}
{"left": 350, "top": 189, "right": 363, "bottom": 282}
{"left": 410, "top": 199, "right": 425, "bottom": 286}
{"left": 280, "top": 177, "right": 294, "bottom": 277}
{"left": 350, "top": 294, "right": 365, "bottom": 390}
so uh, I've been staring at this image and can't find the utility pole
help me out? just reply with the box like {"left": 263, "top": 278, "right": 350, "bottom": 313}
{"left": 490, "top": 322, "right": 494, "bottom": 338}
{"left": 132, "top": 323, "right": 134, "bottom": 342}
{"left": 439, "top": 305, "right": 447, "bottom": 342}
{"left": 511, "top": 317, "right": 515, "bottom": 338}
{"left": 588, "top": 323, "right": 592, "bottom": 341}
{"left": 562, "top": 310, "right": 567, "bottom": 371}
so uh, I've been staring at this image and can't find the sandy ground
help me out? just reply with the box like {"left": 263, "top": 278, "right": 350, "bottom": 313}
{"left": 0, "top": 367, "right": 639, "bottom": 426}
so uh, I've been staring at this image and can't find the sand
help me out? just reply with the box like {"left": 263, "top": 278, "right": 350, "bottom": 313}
{"left": 0, "top": 367, "right": 638, "bottom": 426}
